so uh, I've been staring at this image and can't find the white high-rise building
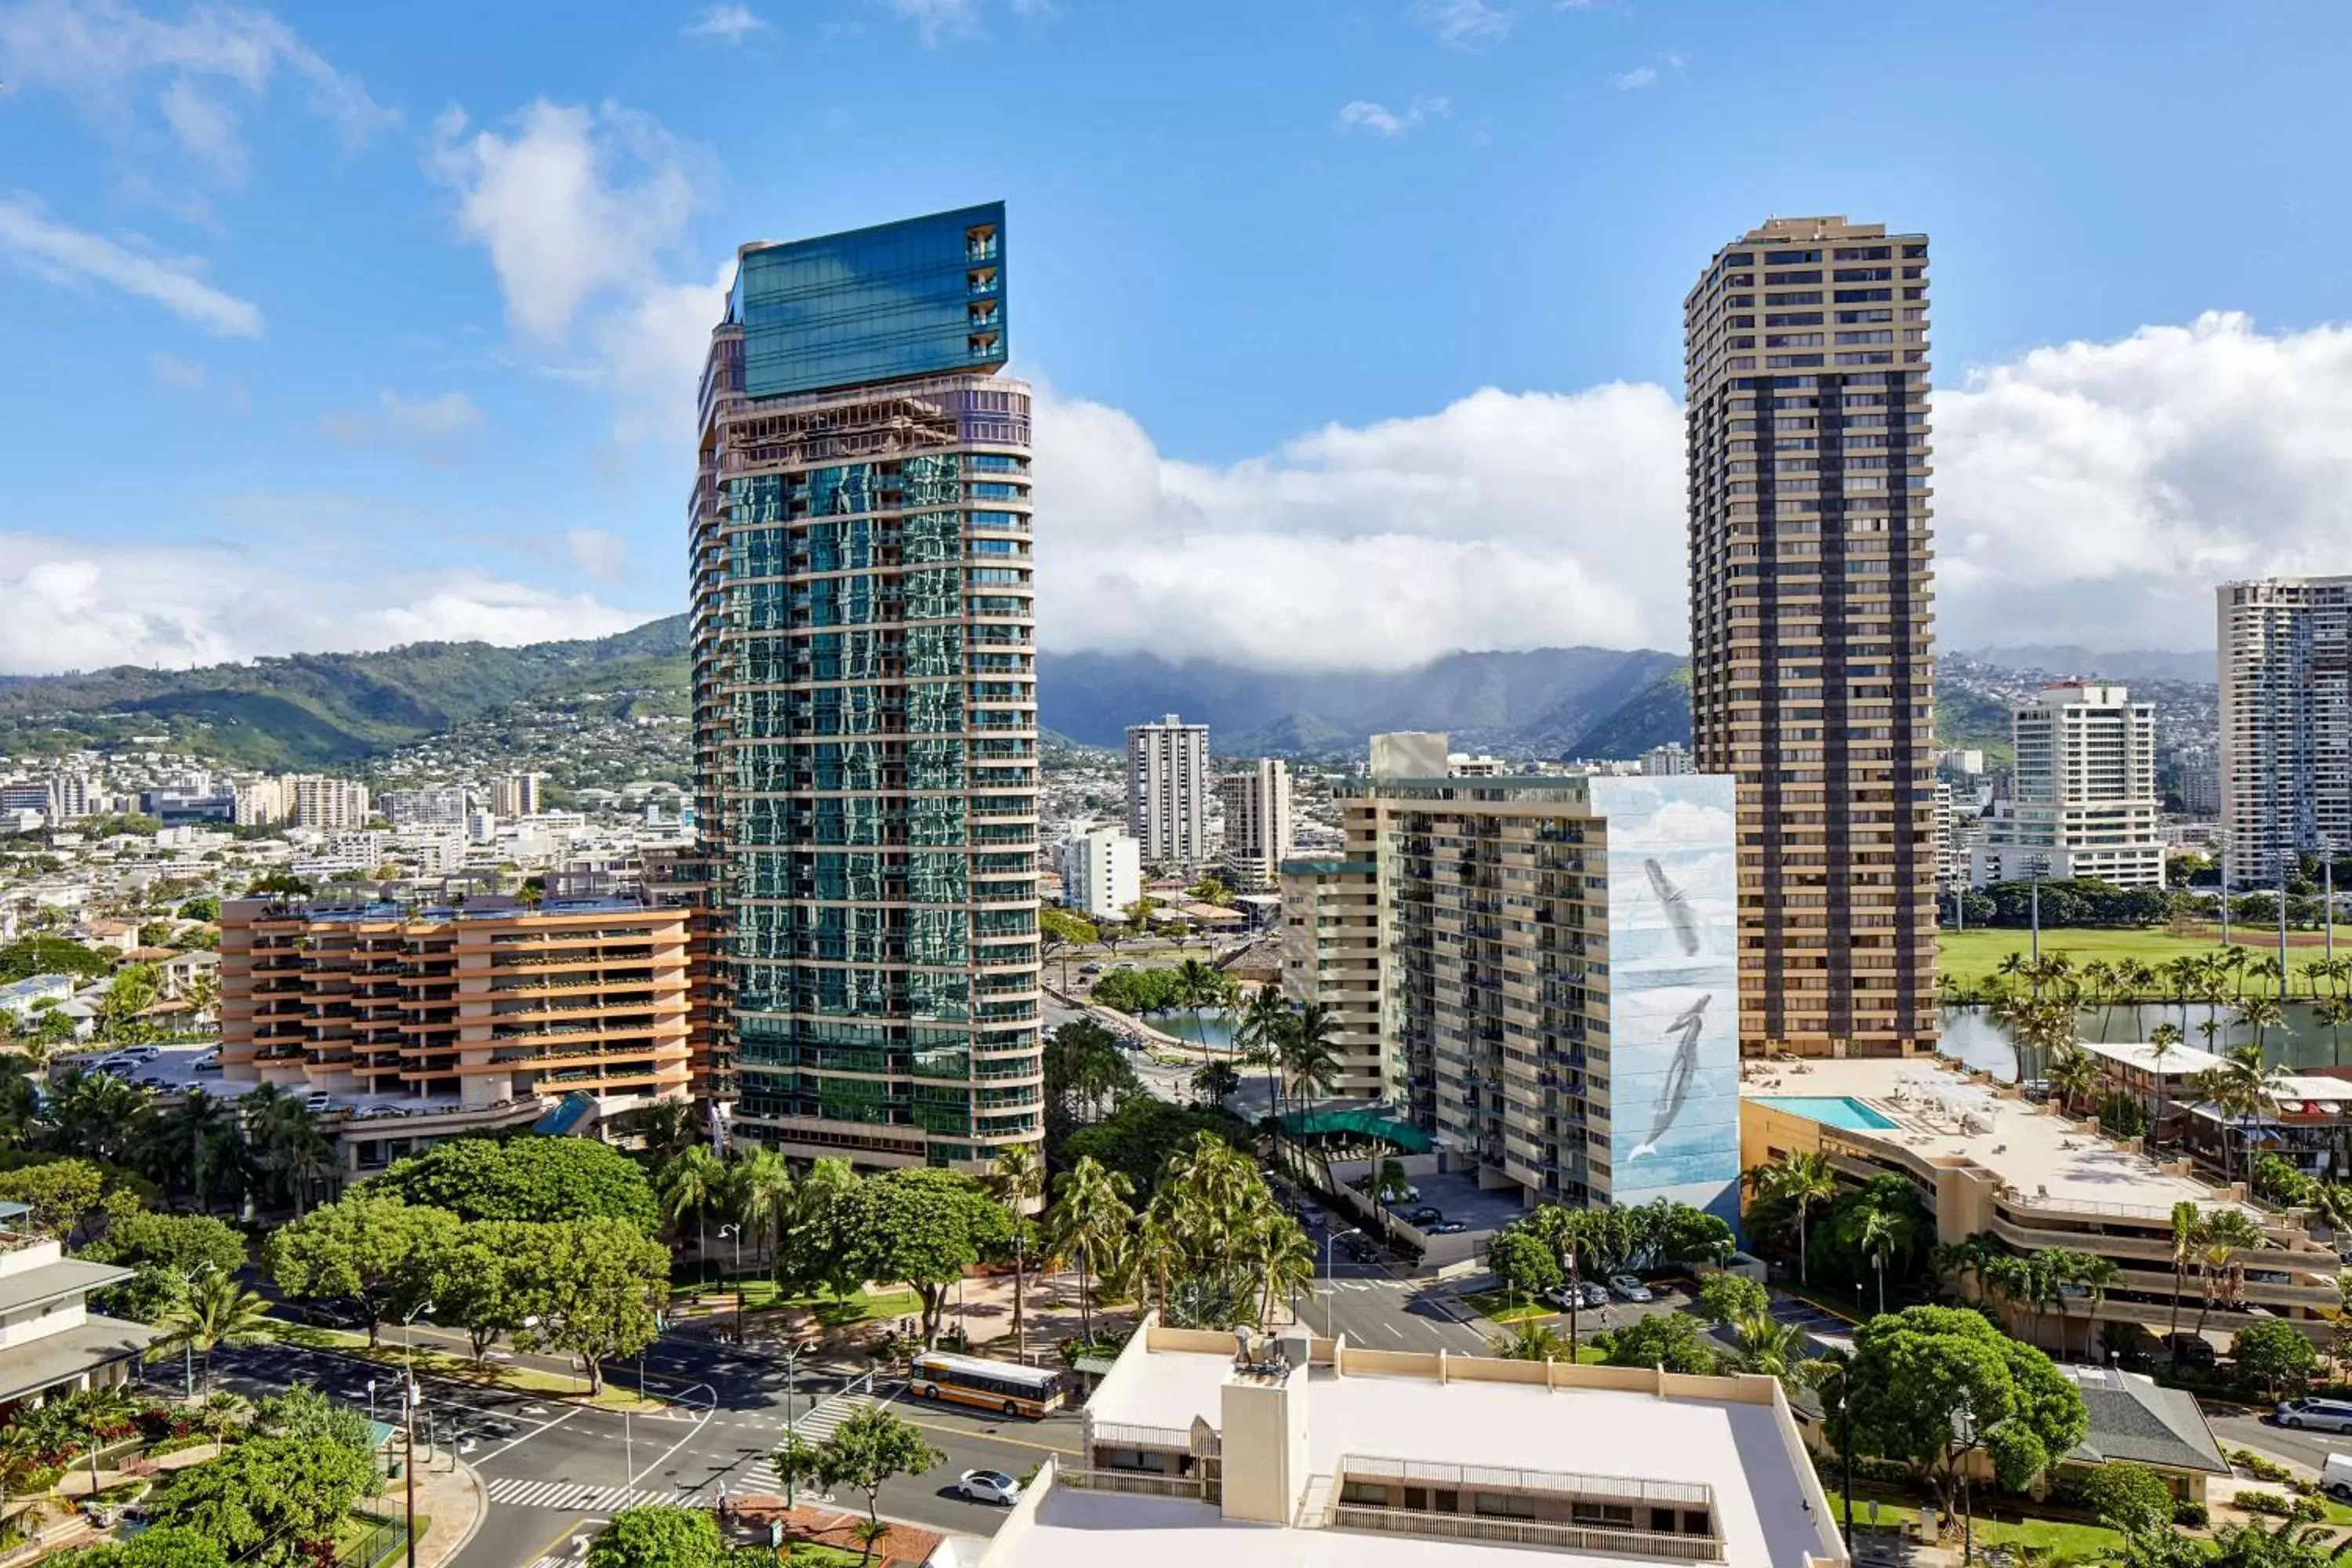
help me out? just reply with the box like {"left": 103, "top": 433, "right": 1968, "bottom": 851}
{"left": 1640, "top": 742, "right": 1695, "bottom": 776}
{"left": 1062, "top": 826, "right": 1142, "bottom": 920}
{"left": 382, "top": 787, "right": 469, "bottom": 829}
{"left": 1973, "top": 681, "right": 2165, "bottom": 888}
{"left": 289, "top": 775, "right": 370, "bottom": 830}
{"left": 1214, "top": 758, "right": 1294, "bottom": 889}
{"left": 2220, "top": 578, "right": 2352, "bottom": 888}
{"left": 1125, "top": 713, "right": 1210, "bottom": 867}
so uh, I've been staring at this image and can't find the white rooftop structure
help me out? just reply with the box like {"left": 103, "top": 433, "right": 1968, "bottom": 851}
{"left": 981, "top": 1322, "right": 1847, "bottom": 1568}
{"left": 2076, "top": 1037, "right": 2224, "bottom": 1080}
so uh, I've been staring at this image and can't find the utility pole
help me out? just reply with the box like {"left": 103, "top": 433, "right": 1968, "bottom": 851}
{"left": 405, "top": 1377, "right": 420, "bottom": 1568}
{"left": 2280, "top": 855, "right": 2292, "bottom": 1000}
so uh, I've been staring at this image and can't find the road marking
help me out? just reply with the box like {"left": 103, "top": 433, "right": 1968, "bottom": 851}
{"left": 627, "top": 1381, "right": 718, "bottom": 1490}
{"left": 1382, "top": 1323, "right": 1403, "bottom": 1340}
{"left": 485, "top": 1405, "right": 578, "bottom": 1459}
{"left": 894, "top": 1415, "right": 1081, "bottom": 1456}
{"left": 486, "top": 1476, "right": 701, "bottom": 1511}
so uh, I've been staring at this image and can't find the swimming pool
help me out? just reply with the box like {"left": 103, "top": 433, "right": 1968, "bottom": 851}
{"left": 1752, "top": 1095, "right": 1900, "bottom": 1132}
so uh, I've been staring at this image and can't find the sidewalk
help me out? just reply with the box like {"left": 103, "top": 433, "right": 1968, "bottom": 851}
{"left": 385, "top": 1446, "right": 488, "bottom": 1568}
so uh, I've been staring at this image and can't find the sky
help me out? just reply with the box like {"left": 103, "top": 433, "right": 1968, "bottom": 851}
{"left": 5, "top": 0, "right": 2352, "bottom": 673}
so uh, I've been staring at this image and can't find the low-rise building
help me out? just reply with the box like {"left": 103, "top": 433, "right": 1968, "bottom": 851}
{"left": 977, "top": 1318, "right": 1848, "bottom": 1568}
{"left": 0, "top": 1206, "right": 154, "bottom": 1410}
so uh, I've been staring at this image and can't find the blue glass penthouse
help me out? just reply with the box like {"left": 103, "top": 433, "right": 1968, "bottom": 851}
{"left": 730, "top": 202, "right": 1007, "bottom": 400}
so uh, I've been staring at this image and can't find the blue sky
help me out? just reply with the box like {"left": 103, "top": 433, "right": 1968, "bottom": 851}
{"left": 6, "top": 0, "right": 2352, "bottom": 672}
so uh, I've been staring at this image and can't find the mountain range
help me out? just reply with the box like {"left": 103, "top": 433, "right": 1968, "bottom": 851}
{"left": 0, "top": 614, "right": 2214, "bottom": 773}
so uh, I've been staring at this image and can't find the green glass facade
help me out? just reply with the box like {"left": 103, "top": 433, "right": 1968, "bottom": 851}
{"left": 691, "top": 206, "right": 1040, "bottom": 1170}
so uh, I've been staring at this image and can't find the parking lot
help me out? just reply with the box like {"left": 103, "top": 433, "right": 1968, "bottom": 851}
{"left": 56, "top": 1040, "right": 223, "bottom": 1095}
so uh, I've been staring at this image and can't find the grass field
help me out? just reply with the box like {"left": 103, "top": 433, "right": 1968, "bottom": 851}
{"left": 1939, "top": 924, "right": 2352, "bottom": 994}
{"left": 671, "top": 1280, "right": 919, "bottom": 1328}
{"left": 1838, "top": 1486, "right": 2121, "bottom": 1557}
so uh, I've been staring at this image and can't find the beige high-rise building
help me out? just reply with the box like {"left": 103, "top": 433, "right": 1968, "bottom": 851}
{"left": 489, "top": 772, "right": 546, "bottom": 819}
{"left": 1973, "top": 681, "right": 2165, "bottom": 888}
{"left": 1126, "top": 713, "right": 1210, "bottom": 868}
{"left": 289, "top": 775, "right": 371, "bottom": 830}
{"left": 1215, "top": 758, "right": 1294, "bottom": 889}
{"left": 1685, "top": 216, "right": 1938, "bottom": 1058}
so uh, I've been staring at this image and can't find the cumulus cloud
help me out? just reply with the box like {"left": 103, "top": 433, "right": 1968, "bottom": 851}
{"left": 681, "top": 4, "right": 764, "bottom": 42}
{"left": 0, "top": 0, "right": 395, "bottom": 174}
{"left": 0, "top": 194, "right": 263, "bottom": 335}
{"left": 1031, "top": 382, "right": 1683, "bottom": 670}
{"left": 1415, "top": 0, "right": 1512, "bottom": 50}
{"left": 1337, "top": 96, "right": 1450, "bottom": 137}
{"left": 0, "top": 533, "right": 652, "bottom": 673}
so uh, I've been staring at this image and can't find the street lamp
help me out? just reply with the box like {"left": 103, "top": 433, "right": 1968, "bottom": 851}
{"left": 403, "top": 1377, "right": 423, "bottom": 1568}
{"left": 1950, "top": 1402, "right": 1976, "bottom": 1566}
{"left": 1814, "top": 1360, "right": 1855, "bottom": 1554}
{"left": 718, "top": 1222, "right": 744, "bottom": 1344}
{"left": 781, "top": 1345, "right": 807, "bottom": 1510}
{"left": 2024, "top": 853, "right": 2052, "bottom": 988}
{"left": 1323, "top": 1229, "right": 1360, "bottom": 1339}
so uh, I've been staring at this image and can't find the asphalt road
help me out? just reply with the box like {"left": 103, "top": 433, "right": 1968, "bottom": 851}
{"left": 213, "top": 1327, "right": 1085, "bottom": 1568}
{"left": 2209, "top": 1406, "right": 2341, "bottom": 1474}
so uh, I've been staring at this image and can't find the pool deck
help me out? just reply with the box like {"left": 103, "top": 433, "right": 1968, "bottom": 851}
{"left": 1742, "top": 1057, "right": 2247, "bottom": 1217}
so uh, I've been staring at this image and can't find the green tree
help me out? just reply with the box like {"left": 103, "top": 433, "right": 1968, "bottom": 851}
{"left": 1843, "top": 1305, "right": 2089, "bottom": 1523}
{"left": 151, "top": 1271, "right": 274, "bottom": 1389}
{"left": 149, "top": 1434, "right": 374, "bottom": 1567}
{"left": 1060, "top": 1097, "right": 1247, "bottom": 1197}
{"left": 263, "top": 1191, "right": 459, "bottom": 1347}
{"left": 1726, "top": 1310, "right": 1815, "bottom": 1396}
{"left": 987, "top": 1143, "right": 1044, "bottom": 1363}
{"left": 177, "top": 896, "right": 221, "bottom": 923}
{"left": 424, "top": 1219, "right": 539, "bottom": 1362}
{"left": 587, "top": 1506, "right": 724, "bottom": 1568}
{"left": 1753, "top": 1151, "right": 1838, "bottom": 1283}
{"left": 51, "top": 1527, "right": 230, "bottom": 1568}
{"left": 1695, "top": 1272, "right": 1771, "bottom": 1326}
{"left": 369, "top": 1137, "right": 660, "bottom": 1231}
{"left": 84, "top": 1202, "right": 247, "bottom": 1323}
{"left": 801, "top": 1406, "right": 943, "bottom": 1537}
{"left": 2234, "top": 1319, "right": 2320, "bottom": 1398}
{"left": 1490, "top": 1319, "right": 1573, "bottom": 1361}
{"left": 516, "top": 1218, "right": 671, "bottom": 1397}
{"left": 1598, "top": 1312, "right": 1719, "bottom": 1375}
{"left": 251, "top": 1382, "right": 375, "bottom": 1457}
{"left": 1485, "top": 1226, "right": 1565, "bottom": 1305}
{"left": 833, "top": 1169, "right": 1014, "bottom": 1346}
{"left": 1043, "top": 1155, "right": 1135, "bottom": 1344}
{"left": 0, "top": 1156, "right": 107, "bottom": 1239}
{"left": 2082, "top": 1461, "right": 2178, "bottom": 1535}
{"left": 655, "top": 1144, "right": 726, "bottom": 1272}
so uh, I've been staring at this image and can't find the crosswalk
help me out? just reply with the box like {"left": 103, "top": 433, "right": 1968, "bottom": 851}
{"left": 485, "top": 1476, "right": 701, "bottom": 1511}
{"left": 789, "top": 1381, "right": 894, "bottom": 1443}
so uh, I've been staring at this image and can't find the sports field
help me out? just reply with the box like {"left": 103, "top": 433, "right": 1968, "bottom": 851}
{"left": 1939, "top": 924, "right": 2352, "bottom": 994}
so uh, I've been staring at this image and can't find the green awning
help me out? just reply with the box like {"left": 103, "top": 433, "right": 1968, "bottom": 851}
{"left": 1278, "top": 1109, "right": 1434, "bottom": 1152}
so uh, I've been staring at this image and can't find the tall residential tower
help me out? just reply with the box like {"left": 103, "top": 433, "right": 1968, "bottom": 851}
{"left": 1685, "top": 216, "right": 1937, "bottom": 1057}
{"left": 2218, "top": 577, "right": 2352, "bottom": 887}
{"left": 1125, "top": 713, "right": 1210, "bottom": 869}
{"left": 691, "top": 203, "right": 1042, "bottom": 1170}
{"left": 1974, "top": 681, "right": 2165, "bottom": 888}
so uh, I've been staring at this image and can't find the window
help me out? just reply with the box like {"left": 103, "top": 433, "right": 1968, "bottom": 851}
{"left": 1903, "top": 243, "right": 1929, "bottom": 258}
{"left": 1835, "top": 267, "right": 1893, "bottom": 281}
{"left": 1765, "top": 249, "right": 1820, "bottom": 263}
{"left": 1765, "top": 270, "right": 1823, "bottom": 285}
{"left": 1834, "top": 245, "right": 1892, "bottom": 260}
{"left": 1764, "top": 312, "right": 1822, "bottom": 327}
{"left": 1474, "top": 1494, "right": 1538, "bottom": 1519}
{"left": 1764, "top": 291, "right": 1820, "bottom": 306}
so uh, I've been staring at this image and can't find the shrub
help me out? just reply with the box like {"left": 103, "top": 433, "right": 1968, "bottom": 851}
{"left": 2235, "top": 1489, "right": 2293, "bottom": 1516}
{"left": 2291, "top": 1496, "right": 2328, "bottom": 1524}
{"left": 2080, "top": 1461, "right": 2172, "bottom": 1534}
{"left": 2174, "top": 1500, "right": 2209, "bottom": 1528}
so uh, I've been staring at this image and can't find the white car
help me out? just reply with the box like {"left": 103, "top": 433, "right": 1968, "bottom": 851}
{"left": 1607, "top": 1274, "right": 1653, "bottom": 1303}
{"left": 957, "top": 1469, "right": 1021, "bottom": 1505}
{"left": 303, "top": 1091, "right": 335, "bottom": 1113}
{"left": 191, "top": 1051, "right": 221, "bottom": 1072}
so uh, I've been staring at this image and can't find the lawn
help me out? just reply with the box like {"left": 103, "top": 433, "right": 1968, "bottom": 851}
{"left": 671, "top": 1282, "right": 920, "bottom": 1328}
{"left": 1835, "top": 1485, "right": 2121, "bottom": 1557}
{"left": 1462, "top": 1289, "right": 1555, "bottom": 1326}
{"left": 1939, "top": 925, "right": 2352, "bottom": 995}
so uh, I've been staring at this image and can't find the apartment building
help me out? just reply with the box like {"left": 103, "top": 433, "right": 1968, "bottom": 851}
{"left": 1974, "top": 681, "right": 2165, "bottom": 888}
{"left": 217, "top": 887, "right": 692, "bottom": 1112}
{"left": 289, "top": 775, "right": 372, "bottom": 830}
{"left": 1214, "top": 758, "right": 1294, "bottom": 890}
{"left": 2218, "top": 577, "right": 2352, "bottom": 887}
{"left": 977, "top": 1318, "right": 1846, "bottom": 1568}
{"left": 383, "top": 787, "right": 470, "bottom": 829}
{"left": 1127, "top": 713, "right": 1210, "bottom": 869}
{"left": 234, "top": 776, "right": 289, "bottom": 826}
{"left": 1744, "top": 1056, "right": 2343, "bottom": 1352}
{"left": 1061, "top": 826, "right": 1142, "bottom": 920}
{"left": 489, "top": 772, "right": 546, "bottom": 819}
{"left": 1641, "top": 742, "right": 1695, "bottom": 776}
{"left": 1282, "top": 738, "right": 1740, "bottom": 1218}
{"left": 1686, "top": 216, "right": 1938, "bottom": 1058}
{"left": 0, "top": 1205, "right": 154, "bottom": 1409}
{"left": 690, "top": 202, "right": 1042, "bottom": 1171}
{"left": 642, "top": 847, "right": 734, "bottom": 1105}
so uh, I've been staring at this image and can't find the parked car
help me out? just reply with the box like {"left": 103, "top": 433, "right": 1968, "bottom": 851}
{"left": 191, "top": 1051, "right": 221, "bottom": 1072}
{"left": 136, "top": 1073, "right": 170, "bottom": 1089}
{"left": 1427, "top": 1220, "right": 1468, "bottom": 1235}
{"left": 956, "top": 1469, "right": 1022, "bottom": 1505}
{"left": 92, "top": 1054, "right": 136, "bottom": 1074}
{"left": 1607, "top": 1274, "right": 1653, "bottom": 1303}
{"left": 2323, "top": 1453, "right": 2352, "bottom": 1501}
{"left": 1406, "top": 1207, "right": 1443, "bottom": 1226}
{"left": 1577, "top": 1280, "right": 1610, "bottom": 1308}
{"left": 122, "top": 1046, "right": 162, "bottom": 1063}
{"left": 2278, "top": 1399, "right": 2352, "bottom": 1432}
{"left": 303, "top": 1091, "right": 335, "bottom": 1113}
{"left": 1078, "top": 964, "right": 1102, "bottom": 977}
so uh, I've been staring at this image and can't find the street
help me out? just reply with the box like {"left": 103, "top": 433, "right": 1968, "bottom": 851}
{"left": 213, "top": 1327, "right": 1085, "bottom": 1568}
{"left": 2209, "top": 1406, "right": 2334, "bottom": 1473}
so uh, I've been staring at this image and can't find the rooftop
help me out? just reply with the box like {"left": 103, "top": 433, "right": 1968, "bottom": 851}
{"left": 1744, "top": 1058, "right": 2247, "bottom": 1218}
{"left": 2060, "top": 1367, "right": 2228, "bottom": 1475}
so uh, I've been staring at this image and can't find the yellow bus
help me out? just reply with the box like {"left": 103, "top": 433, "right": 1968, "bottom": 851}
{"left": 909, "top": 1352, "right": 1065, "bottom": 1419}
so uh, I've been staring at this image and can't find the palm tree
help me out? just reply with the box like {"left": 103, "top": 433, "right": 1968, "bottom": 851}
{"left": 2082, "top": 960, "right": 2116, "bottom": 1041}
{"left": 2191, "top": 1209, "right": 2266, "bottom": 1336}
{"left": 2306, "top": 1183, "right": 2352, "bottom": 1250}
{"left": 1279, "top": 1004, "right": 1341, "bottom": 1119}
{"left": 2147, "top": 1022, "right": 2184, "bottom": 1149}
{"left": 988, "top": 1142, "right": 1044, "bottom": 1362}
{"left": 2167, "top": 1201, "right": 2204, "bottom": 1348}
{"left": 1174, "top": 956, "right": 1219, "bottom": 1050}
{"left": 631, "top": 1099, "right": 699, "bottom": 1163}
{"left": 735, "top": 1147, "right": 796, "bottom": 1279}
{"left": 1243, "top": 1203, "right": 1316, "bottom": 1329}
{"left": 152, "top": 1272, "right": 274, "bottom": 1390}
{"left": 1235, "top": 984, "right": 1290, "bottom": 1122}
{"left": 2236, "top": 994, "right": 2287, "bottom": 1054}
{"left": 1044, "top": 1156, "right": 1135, "bottom": 1343}
{"left": 1760, "top": 1151, "right": 1838, "bottom": 1284}
{"left": 1726, "top": 1310, "right": 1814, "bottom": 1395}
{"left": 1844, "top": 1200, "right": 1918, "bottom": 1316}
{"left": 1490, "top": 1319, "right": 1573, "bottom": 1361}
{"left": 2070, "top": 1254, "right": 2122, "bottom": 1361}
{"left": 2318, "top": 996, "right": 2352, "bottom": 1068}
{"left": 2049, "top": 1045, "right": 2100, "bottom": 1118}
{"left": 2212, "top": 1040, "right": 2292, "bottom": 1192}
{"left": 659, "top": 1144, "right": 726, "bottom": 1278}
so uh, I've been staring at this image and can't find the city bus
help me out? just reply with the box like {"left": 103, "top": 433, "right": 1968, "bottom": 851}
{"left": 909, "top": 1352, "right": 1065, "bottom": 1418}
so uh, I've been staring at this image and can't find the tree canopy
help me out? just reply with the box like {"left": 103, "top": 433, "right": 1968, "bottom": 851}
{"left": 368, "top": 1136, "right": 661, "bottom": 1231}
{"left": 833, "top": 1169, "right": 1011, "bottom": 1345}
{"left": 1598, "top": 1312, "right": 1720, "bottom": 1375}
{"left": 263, "top": 1191, "right": 458, "bottom": 1345}
{"left": 588, "top": 1506, "right": 724, "bottom": 1568}
{"left": 1059, "top": 1096, "right": 1249, "bottom": 1198}
{"left": 148, "top": 1435, "right": 374, "bottom": 1567}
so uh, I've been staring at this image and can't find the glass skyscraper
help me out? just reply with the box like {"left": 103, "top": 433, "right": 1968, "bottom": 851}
{"left": 690, "top": 202, "right": 1041, "bottom": 1169}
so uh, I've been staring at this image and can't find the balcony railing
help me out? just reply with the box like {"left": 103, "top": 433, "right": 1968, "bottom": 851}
{"left": 1058, "top": 1467, "right": 1209, "bottom": 1501}
{"left": 1330, "top": 1505, "right": 1722, "bottom": 1563}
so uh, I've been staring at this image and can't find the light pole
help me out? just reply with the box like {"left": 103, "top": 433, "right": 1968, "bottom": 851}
{"left": 719, "top": 1222, "right": 743, "bottom": 1343}
{"left": 782, "top": 1345, "right": 805, "bottom": 1510}
{"left": 404, "top": 1376, "right": 422, "bottom": 1568}
{"left": 1323, "top": 1229, "right": 1359, "bottom": 1339}
{"left": 366, "top": 1379, "right": 377, "bottom": 1425}
{"left": 1817, "top": 1361, "right": 1854, "bottom": 1554}
{"left": 399, "top": 1298, "right": 437, "bottom": 1385}
{"left": 1950, "top": 1402, "right": 1976, "bottom": 1566}
{"left": 2025, "top": 854, "right": 2051, "bottom": 989}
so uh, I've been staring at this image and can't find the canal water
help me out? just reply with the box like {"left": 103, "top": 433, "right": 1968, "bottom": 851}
{"left": 1939, "top": 1002, "right": 2352, "bottom": 1082}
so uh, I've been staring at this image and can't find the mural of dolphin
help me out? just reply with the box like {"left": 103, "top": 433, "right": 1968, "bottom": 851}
{"left": 1626, "top": 993, "right": 1711, "bottom": 1163}
{"left": 1644, "top": 857, "right": 1701, "bottom": 956}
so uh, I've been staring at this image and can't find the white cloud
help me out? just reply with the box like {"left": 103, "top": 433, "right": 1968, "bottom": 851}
{"left": 0, "top": 534, "right": 652, "bottom": 673}
{"left": 1337, "top": 96, "right": 1450, "bottom": 137}
{"left": 429, "top": 100, "right": 699, "bottom": 345}
{"left": 1610, "top": 65, "right": 1656, "bottom": 90}
{"left": 876, "top": 0, "right": 980, "bottom": 42}
{"left": 0, "top": 194, "right": 262, "bottom": 335}
{"left": 321, "top": 390, "right": 486, "bottom": 463}
{"left": 682, "top": 4, "right": 765, "bottom": 42}
{"left": 1032, "top": 382, "right": 1682, "bottom": 670}
{"left": 148, "top": 350, "right": 205, "bottom": 389}
{"left": 564, "top": 528, "right": 629, "bottom": 583}
{"left": 1415, "top": 0, "right": 1512, "bottom": 50}
{"left": 0, "top": 0, "right": 395, "bottom": 176}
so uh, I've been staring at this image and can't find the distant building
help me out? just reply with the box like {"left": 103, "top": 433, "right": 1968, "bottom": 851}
{"left": 2216, "top": 577, "right": 2352, "bottom": 887}
{"left": 143, "top": 787, "right": 234, "bottom": 826}
{"left": 0, "top": 974, "right": 74, "bottom": 1020}
{"left": 1640, "top": 742, "right": 1695, "bottom": 776}
{"left": 2165, "top": 742, "right": 2221, "bottom": 818}
{"left": 488, "top": 772, "right": 546, "bottom": 819}
{"left": 234, "top": 776, "right": 289, "bottom": 826}
{"left": 0, "top": 782, "right": 49, "bottom": 818}
{"left": 1974, "top": 681, "right": 2165, "bottom": 888}
{"left": 1126, "top": 714, "right": 1210, "bottom": 867}
{"left": 1062, "top": 826, "right": 1142, "bottom": 920}
{"left": 1446, "top": 753, "right": 1509, "bottom": 778}
{"left": 1214, "top": 759, "right": 1294, "bottom": 890}
{"left": 383, "top": 787, "right": 469, "bottom": 829}
{"left": 289, "top": 775, "right": 371, "bottom": 830}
